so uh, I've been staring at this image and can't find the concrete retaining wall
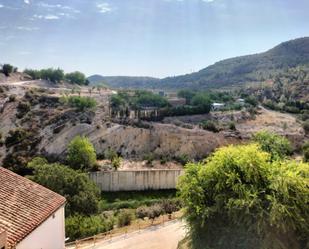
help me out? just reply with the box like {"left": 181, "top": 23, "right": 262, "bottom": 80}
{"left": 89, "top": 169, "right": 184, "bottom": 191}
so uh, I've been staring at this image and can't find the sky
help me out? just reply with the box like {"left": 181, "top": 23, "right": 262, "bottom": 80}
{"left": 0, "top": 0, "right": 309, "bottom": 78}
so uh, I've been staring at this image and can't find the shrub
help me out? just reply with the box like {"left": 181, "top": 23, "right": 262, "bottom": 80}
{"left": 303, "top": 120, "right": 309, "bottom": 134}
{"left": 147, "top": 204, "right": 163, "bottom": 221}
{"left": 136, "top": 206, "right": 149, "bottom": 219}
{"left": 5, "top": 128, "right": 30, "bottom": 147}
{"left": 245, "top": 96, "right": 258, "bottom": 107}
{"left": 253, "top": 130, "right": 292, "bottom": 161}
{"left": 66, "top": 214, "right": 114, "bottom": 241}
{"left": 1, "top": 64, "right": 14, "bottom": 76}
{"left": 143, "top": 153, "right": 155, "bottom": 164}
{"left": 200, "top": 120, "right": 219, "bottom": 133}
{"left": 174, "top": 154, "right": 190, "bottom": 165}
{"left": 228, "top": 122, "right": 236, "bottom": 130}
{"left": 28, "top": 157, "right": 100, "bottom": 216}
{"left": 9, "top": 94, "right": 16, "bottom": 102}
{"left": 178, "top": 144, "right": 309, "bottom": 249}
{"left": 111, "top": 155, "right": 122, "bottom": 170}
{"left": 117, "top": 210, "right": 133, "bottom": 227}
{"left": 16, "top": 101, "right": 31, "bottom": 118}
{"left": 67, "top": 136, "right": 97, "bottom": 171}
{"left": 303, "top": 142, "right": 309, "bottom": 162}
{"left": 161, "top": 199, "right": 179, "bottom": 214}
{"left": 61, "top": 96, "right": 97, "bottom": 110}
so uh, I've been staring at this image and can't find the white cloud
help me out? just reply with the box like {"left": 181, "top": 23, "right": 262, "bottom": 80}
{"left": 17, "top": 26, "right": 39, "bottom": 31}
{"left": 24, "top": 0, "right": 30, "bottom": 4}
{"left": 202, "top": 0, "right": 215, "bottom": 2}
{"left": 0, "top": 4, "right": 4, "bottom": 8}
{"left": 33, "top": 14, "right": 59, "bottom": 20}
{"left": 97, "top": 3, "right": 112, "bottom": 13}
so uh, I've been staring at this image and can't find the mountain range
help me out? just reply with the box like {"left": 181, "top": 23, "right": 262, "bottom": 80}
{"left": 88, "top": 37, "right": 309, "bottom": 90}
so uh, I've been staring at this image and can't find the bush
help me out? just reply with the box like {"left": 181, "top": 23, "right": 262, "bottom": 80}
{"left": 66, "top": 214, "right": 114, "bottom": 241}
{"left": 174, "top": 154, "right": 190, "bottom": 165}
{"left": 61, "top": 96, "right": 97, "bottom": 110}
{"left": 1, "top": 64, "right": 14, "bottom": 76}
{"left": 117, "top": 210, "right": 133, "bottom": 227}
{"left": 136, "top": 206, "right": 149, "bottom": 219}
{"left": 28, "top": 157, "right": 100, "bottom": 216}
{"left": 303, "top": 120, "right": 309, "bottom": 134}
{"left": 200, "top": 120, "right": 219, "bottom": 133}
{"left": 228, "top": 122, "right": 236, "bottom": 130}
{"left": 111, "top": 155, "right": 122, "bottom": 170}
{"left": 16, "top": 101, "right": 31, "bottom": 118}
{"left": 303, "top": 142, "right": 309, "bottom": 162}
{"left": 178, "top": 144, "right": 309, "bottom": 249}
{"left": 253, "top": 130, "right": 292, "bottom": 161}
{"left": 161, "top": 199, "right": 179, "bottom": 214}
{"left": 147, "top": 204, "right": 163, "bottom": 221}
{"left": 67, "top": 136, "right": 97, "bottom": 171}
{"left": 9, "top": 94, "right": 16, "bottom": 102}
{"left": 5, "top": 128, "right": 30, "bottom": 147}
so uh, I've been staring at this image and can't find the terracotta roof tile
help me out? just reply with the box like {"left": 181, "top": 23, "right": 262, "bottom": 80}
{"left": 0, "top": 167, "right": 66, "bottom": 249}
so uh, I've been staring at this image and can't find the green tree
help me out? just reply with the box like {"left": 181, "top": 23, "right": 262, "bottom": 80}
{"left": 191, "top": 93, "right": 212, "bottom": 113}
{"left": 253, "top": 130, "right": 292, "bottom": 161}
{"left": 177, "top": 90, "right": 196, "bottom": 105}
{"left": 67, "top": 136, "right": 97, "bottom": 171}
{"left": 178, "top": 144, "right": 309, "bottom": 249}
{"left": 28, "top": 157, "right": 100, "bottom": 216}
{"left": 2, "top": 64, "right": 14, "bottom": 76}
{"left": 65, "top": 71, "right": 88, "bottom": 85}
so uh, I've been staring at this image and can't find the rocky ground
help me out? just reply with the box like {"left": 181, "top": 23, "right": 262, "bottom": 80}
{"left": 0, "top": 79, "right": 306, "bottom": 172}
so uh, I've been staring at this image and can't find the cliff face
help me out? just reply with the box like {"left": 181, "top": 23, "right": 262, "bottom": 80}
{"left": 0, "top": 83, "right": 306, "bottom": 172}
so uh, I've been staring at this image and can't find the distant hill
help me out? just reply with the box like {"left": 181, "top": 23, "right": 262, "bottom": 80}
{"left": 159, "top": 37, "right": 309, "bottom": 90}
{"left": 87, "top": 75, "right": 160, "bottom": 89}
{"left": 88, "top": 37, "right": 309, "bottom": 90}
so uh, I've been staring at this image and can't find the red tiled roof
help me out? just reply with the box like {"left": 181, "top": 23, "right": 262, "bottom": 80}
{"left": 0, "top": 167, "right": 66, "bottom": 249}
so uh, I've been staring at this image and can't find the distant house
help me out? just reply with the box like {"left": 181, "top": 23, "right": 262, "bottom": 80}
{"left": 236, "top": 98, "right": 245, "bottom": 105}
{"left": 0, "top": 167, "right": 66, "bottom": 249}
{"left": 211, "top": 102, "right": 225, "bottom": 111}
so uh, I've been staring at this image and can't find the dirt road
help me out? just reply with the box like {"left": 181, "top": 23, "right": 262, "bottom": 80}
{"left": 68, "top": 220, "right": 187, "bottom": 249}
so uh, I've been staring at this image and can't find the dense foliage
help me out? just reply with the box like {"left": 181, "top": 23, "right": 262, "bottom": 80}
{"left": 1, "top": 64, "right": 16, "bottom": 76}
{"left": 24, "top": 68, "right": 65, "bottom": 83}
{"left": 178, "top": 144, "right": 309, "bottom": 249}
{"left": 253, "top": 131, "right": 292, "bottom": 161}
{"left": 67, "top": 136, "right": 97, "bottom": 171}
{"left": 24, "top": 68, "right": 89, "bottom": 85}
{"left": 28, "top": 157, "right": 100, "bottom": 216}
{"left": 65, "top": 71, "right": 89, "bottom": 85}
{"left": 66, "top": 214, "right": 114, "bottom": 241}
{"left": 60, "top": 95, "right": 97, "bottom": 110}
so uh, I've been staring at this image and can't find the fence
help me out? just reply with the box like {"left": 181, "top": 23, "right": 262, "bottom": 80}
{"left": 89, "top": 169, "right": 184, "bottom": 191}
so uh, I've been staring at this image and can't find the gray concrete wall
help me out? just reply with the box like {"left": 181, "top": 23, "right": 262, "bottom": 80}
{"left": 89, "top": 169, "right": 184, "bottom": 191}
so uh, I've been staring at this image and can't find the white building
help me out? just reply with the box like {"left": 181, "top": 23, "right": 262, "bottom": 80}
{"left": 0, "top": 167, "right": 66, "bottom": 249}
{"left": 211, "top": 102, "right": 225, "bottom": 111}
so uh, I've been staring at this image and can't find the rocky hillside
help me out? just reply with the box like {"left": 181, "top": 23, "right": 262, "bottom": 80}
{"left": 0, "top": 82, "right": 306, "bottom": 175}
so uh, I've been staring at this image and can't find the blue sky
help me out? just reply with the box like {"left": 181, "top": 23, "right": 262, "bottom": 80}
{"left": 0, "top": 0, "right": 309, "bottom": 77}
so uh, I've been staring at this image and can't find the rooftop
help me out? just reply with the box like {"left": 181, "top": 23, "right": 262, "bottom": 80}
{"left": 0, "top": 167, "right": 66, "bottom": 249}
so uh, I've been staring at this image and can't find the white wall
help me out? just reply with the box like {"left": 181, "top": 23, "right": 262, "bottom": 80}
{"left": 89, "top": 170, "right": 184, "bottom": 191}
{"left": 17, "top": 206, "right": 65, "bottom": 249}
